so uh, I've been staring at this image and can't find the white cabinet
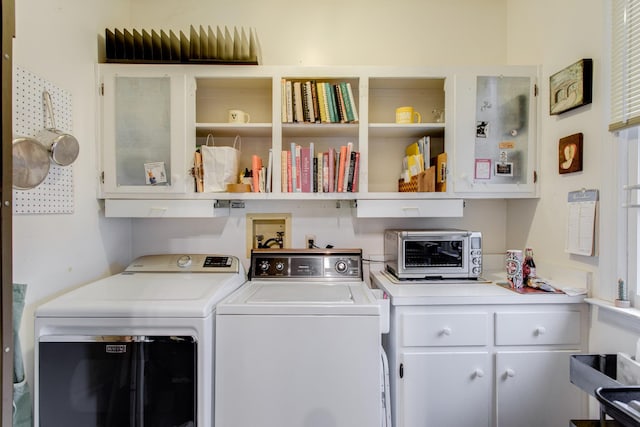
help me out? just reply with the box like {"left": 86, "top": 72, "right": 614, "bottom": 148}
{"left": 383, "top": 304, "right": 588, "bottom": 427}
{"left": 399, "top": 352, "right": 491, "bottom": 427}
{"left": 496, "top": 350, "right": 584, "bottom": 427}
{"left": 97, "top": 64, "right": 540, "bottom": 216}
{"left": 451, "top": 66, "right": 539, "bottom": 197}
{"left": 99, "top": 66, "right": 192, "bottom": 197}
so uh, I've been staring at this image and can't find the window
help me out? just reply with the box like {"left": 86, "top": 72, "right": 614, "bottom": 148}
{"left": 611, "top": 0, "right": 640, "bottom": 298}
{"left": 617, "top": 128, "right": 640, "bottom": 297}
{"left": 610, "top": 0, "right": 640, "bottom": 130}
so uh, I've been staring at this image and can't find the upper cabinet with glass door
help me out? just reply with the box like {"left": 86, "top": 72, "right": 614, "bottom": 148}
{"left": 98, "top": 65, "right": 192, "bottom": 197}
{"left": 450, "top": 66, "right": 539, "bottom": 197}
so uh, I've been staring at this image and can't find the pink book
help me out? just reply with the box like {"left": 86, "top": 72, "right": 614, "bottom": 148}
{"left": 328, "top": 148, "right": 335, "bottom": 192}
{"left": 300, "top": 146, "right": 311, "bottom": 192}
{"left": 337, "top": 145, "right": 347, "bottom": 192}
{"left": 287, "top": 150, "right": 292, "bottom": 193}
{"left": 252, "top": 155, "right": 262, "bottom": 193}
{"left": 323, "top": 151, "right": 329, "bottom": 192}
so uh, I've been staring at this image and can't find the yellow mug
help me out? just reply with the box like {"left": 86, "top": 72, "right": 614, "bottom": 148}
{"left": 395, "top": 106, "right": 421, "bottom": 124}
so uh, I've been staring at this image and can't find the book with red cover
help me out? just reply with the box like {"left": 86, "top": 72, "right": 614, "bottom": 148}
{"left": 252, "top": 154, "right": 262, "bottom": 193}
{"left": 342, "top": 142, "right": 353, "bottom": 192}
{"left": 337, "top": 145, "right": 347, "bottom": 192}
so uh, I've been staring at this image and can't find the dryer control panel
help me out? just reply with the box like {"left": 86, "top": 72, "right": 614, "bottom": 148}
{"left": 250, "top": 249, "right": 362, "bottom": 280}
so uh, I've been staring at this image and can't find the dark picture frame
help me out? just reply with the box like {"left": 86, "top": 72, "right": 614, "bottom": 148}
{"left": 549, "top": 59, "right": 593, "bottom": 115}
{"left": 558, "top": 133, "right": 583, "bottom": 174}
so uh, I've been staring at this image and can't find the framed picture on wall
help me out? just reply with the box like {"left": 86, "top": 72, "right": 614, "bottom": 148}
{"left": 549, "top": 59, "right": 593, "bottom": 115}
{"left": 558, "top": 133, "right": 583, "bottom": 174}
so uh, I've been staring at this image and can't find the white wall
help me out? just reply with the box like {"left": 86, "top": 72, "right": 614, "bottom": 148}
{"left": 504, "top": 0, "right": 605, "bottom": 291}
{"left": 12, "top": 0, "right": 134, "bottom": 395}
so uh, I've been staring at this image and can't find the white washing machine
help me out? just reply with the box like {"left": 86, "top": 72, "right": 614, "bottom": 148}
{"left": 215, "top": 249, "right": 390, "bottom": 427}
{"left": 34, "top": 254, "right": 246, "bottom": 427}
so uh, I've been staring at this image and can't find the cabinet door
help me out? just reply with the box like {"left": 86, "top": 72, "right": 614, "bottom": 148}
{"left": 452, "top": 67, "right": 538, "bottom": 197}
{"left": 496, "top": 350, "right": 586, "bottom": 427}
{"left": 398, "top": 351, "right": 491, "bottom": 427}
{"left": 100, "top": 66, "right": 190, "bottom": 195}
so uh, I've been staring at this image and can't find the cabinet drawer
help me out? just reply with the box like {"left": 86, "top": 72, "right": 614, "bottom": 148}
{"left": 105, "top": 199, "right": 227, "bottom": 218}
{"left": 495, "top": 311, "right": 581, "bottom": 346}
{"left": 355, "top": 199, "right": 464, "bottom": 218}
{"left": 401, "top": 313, "right": 488, "bottom": 347}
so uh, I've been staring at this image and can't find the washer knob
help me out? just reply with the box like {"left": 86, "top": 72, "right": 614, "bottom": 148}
{"left": 259, "top": 260, "right": 270, "bottom": 271}
{"left": 177, "top": 255, "right": 192, "bottom": 268}
{"left": 275, "top": 261, "right": 285, "bottom": 271}
{"left": 335, "top": 260, "right": 348, "bottom": 274}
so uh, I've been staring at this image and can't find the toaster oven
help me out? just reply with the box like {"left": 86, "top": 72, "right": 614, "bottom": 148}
{"left": 384, "top": 229, "right": 482, "bottom": 280}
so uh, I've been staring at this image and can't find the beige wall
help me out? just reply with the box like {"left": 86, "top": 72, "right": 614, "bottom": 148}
{"left": 130, "top": 0, "right": 508, "bottom": 66}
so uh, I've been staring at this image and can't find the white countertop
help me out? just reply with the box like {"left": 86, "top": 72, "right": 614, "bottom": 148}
{"left": 370, "top": 270, "right": 587, "bottom": 306}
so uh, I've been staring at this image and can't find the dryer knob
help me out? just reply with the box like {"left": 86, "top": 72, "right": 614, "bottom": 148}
{"left": 177, "top": 255, "right": 192, "bottom": 268}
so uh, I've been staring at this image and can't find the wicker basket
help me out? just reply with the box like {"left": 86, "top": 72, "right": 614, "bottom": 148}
{"left": 398, "top": 166, "right": 435, "bottom": 192}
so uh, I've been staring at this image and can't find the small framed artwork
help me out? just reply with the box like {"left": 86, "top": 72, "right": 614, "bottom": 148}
{"left": 144, "top": 161, "right": 167, "bottom": 185}
{"left": 558, "top": 133, "right": 583, "bottom": 174}
{"left": 549, "top": 58, "right": 593, "bottom": 115}
{"left": 474, "top": 159, "right": 491, "bottom": 179}
{"left": 495, "top": 162, "right": 513, "bottom": 177}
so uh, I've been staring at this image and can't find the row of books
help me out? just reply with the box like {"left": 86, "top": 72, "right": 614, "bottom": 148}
{"left": 281, "top": 79, "right": 359, "bottom": 124}
{"left": 280, "top": 142, "right": 360, "bottom": 193}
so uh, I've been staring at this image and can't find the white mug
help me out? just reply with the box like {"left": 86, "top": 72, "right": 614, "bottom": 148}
{"left": 228, "top": 109, "right": 250, "bottom": 124}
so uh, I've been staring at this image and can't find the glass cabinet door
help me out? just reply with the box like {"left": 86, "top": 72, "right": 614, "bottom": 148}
{"left": 100, "top": 66, "right": 190, "bottom": 195}
{"left": 452, "top": 67, "right": 538, "bottom": 197}
{"left": 115, "top": 77, "right": 172, "bottom": 187}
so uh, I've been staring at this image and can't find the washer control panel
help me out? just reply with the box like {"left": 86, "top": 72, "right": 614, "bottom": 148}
{"left": 251, "top": 249, "right": 362, "bottom": 280}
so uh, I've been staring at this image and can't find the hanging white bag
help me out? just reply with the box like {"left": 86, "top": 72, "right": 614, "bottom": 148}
{"left": 201, "top": 134, "right": 241, "bottom": 192}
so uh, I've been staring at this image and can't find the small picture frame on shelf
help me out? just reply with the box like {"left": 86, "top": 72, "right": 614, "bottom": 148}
{"left": 558, "top": 133, "right": 583, "bottom": 174}
{"left": 549, "top": 58, "right": 593, "bottom": 115}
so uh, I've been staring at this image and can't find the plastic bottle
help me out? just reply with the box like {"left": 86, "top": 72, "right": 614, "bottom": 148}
{"left": 523, "top": 248, "right": 536, "bottom": 285}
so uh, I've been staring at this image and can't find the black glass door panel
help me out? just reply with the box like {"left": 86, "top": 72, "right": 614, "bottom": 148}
{"left": 404, "top": 240, "right": 463, "bottom": 268}
{"left": 39, "top": 336, "right": 196, "bottom": 427}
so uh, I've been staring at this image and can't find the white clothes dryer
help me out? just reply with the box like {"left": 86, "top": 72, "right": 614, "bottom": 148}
{"left": 215, "top": 249, "right": 390, "bottom": 427}
{"left": 34, "top": 254, "right": 246, "bottom": 427}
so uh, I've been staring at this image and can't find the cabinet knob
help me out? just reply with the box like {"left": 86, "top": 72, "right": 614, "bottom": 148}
{"left": 535, "top": 326, "right": 546, "bottom": 336}
{"left": 439, "top": 327, "right": 452, "bottom": 336}
{"left": 473, "top": 368, "right": 485, "bottom": 378}
{"left": 505, "top": 368, "right": 515, "bottom": 378}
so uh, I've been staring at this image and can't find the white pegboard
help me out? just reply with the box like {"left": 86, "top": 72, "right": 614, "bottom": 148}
{"left": 12, "top": 66, "right": 74, "bottom": 214}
